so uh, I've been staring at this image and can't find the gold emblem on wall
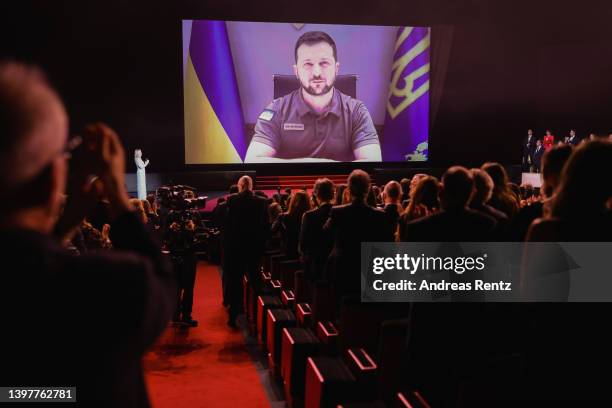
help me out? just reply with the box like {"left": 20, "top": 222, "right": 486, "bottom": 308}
{"left": 387, "top": 27, "right": 431, "bottom": 119}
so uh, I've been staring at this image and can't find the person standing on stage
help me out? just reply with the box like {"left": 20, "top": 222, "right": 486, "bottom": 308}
{"left": 522, "top": 129, "right": 536, "bottom": 172}
{"left": 543, "top": 129, "right": 555, "bottom": 150}
{"left": 134, "top": 149, "right": 149, "bottom": 200}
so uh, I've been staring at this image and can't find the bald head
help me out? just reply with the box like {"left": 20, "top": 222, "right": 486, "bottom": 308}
{"left": 238, "top": 175, "right": 253, "bottom": 192}
{"left": 0, "top": 62, "right": 68, "bottom": 191}
{"left": 383, "top": 180, "right": 402, "bottom": 204}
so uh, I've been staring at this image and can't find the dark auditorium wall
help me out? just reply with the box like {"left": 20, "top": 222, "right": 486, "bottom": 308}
{"left": 2, "top": 0, "right": 612, "bottom": 172}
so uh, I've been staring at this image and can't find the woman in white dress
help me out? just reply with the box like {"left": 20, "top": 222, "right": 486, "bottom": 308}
{"left": 134, "top": 149, "right": 149, "bottom": 200}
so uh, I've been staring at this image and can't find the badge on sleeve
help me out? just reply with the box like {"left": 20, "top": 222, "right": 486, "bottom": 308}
{"left": 259, "top": 109, "right": 275, "bottom": 121}
{"left": 283, "top": 123, "right": 305, "bottom": 131}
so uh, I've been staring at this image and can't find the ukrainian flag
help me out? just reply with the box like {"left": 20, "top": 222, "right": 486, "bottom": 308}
{"left": 184, "top": 21, "right": 247, "bottom": 164}
{"left": 383, "top": 27, "right": 430, "bottom": 162}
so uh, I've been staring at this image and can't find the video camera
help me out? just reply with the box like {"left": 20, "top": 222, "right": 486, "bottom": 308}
{"left": 157, "top": 185, "right": 209, "bottom": 255}
{"left": 157, "top": 185, "right": 206, "bottom": 211}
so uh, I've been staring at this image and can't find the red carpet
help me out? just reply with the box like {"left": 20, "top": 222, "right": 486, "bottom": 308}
{"left": 143, "top": 262, "right": 270, "bottom": 407}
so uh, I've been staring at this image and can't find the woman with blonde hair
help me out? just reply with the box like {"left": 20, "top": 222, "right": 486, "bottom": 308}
{"left": 398, "top": 176, "right": 440, "bottom": 240}
{"left": 134, "top": 149, "right": 149, "bottom": 200}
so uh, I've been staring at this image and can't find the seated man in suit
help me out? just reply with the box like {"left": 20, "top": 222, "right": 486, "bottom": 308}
{"left": 245, "top": 31, "right": 381, "bottom": 163}
{"left": 401, "top": 166, "right": 497, "bottom": 242}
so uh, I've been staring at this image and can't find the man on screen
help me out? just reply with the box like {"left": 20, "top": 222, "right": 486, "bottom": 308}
{"left": 244, "top": 31, "right": 382, "bottom": 163}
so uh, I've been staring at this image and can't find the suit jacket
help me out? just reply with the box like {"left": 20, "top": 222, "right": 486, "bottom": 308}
{"left": 567, "top": 134, "right": 580, "bottom": 146}
{"left": 470, "top": 202, "right": 509, "bottom": 239}
{"left": 211, "top": 200, "right": 228, "bottom": 228}
{"left": 401, "top": 207, "right": 497, "bottom": 242}
{"left": 325, "top": 201, "right": 387, "bottom": 297}
{"left": 533, "top": 145, "right": 544, "bottom": 171}
{"left": 299, "top": 203, "right": 334, "bottom": 281}
{"left": 0, "top": 212, "right": 175, "bottom": 408}
{"left": 223, "top": 190, "right": 269, "bottom": 257}
{"left": 523, "top": 134, "right": 535, "bottom": 162}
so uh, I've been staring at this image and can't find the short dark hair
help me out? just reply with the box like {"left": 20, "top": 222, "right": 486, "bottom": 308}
{"left": 442, "top": 166, "right": 474, "bottom": 207}
{"left": 348, "top": 169, "right": 370, "bottom": 200}
{"left": 294, "top": 31, "right": 337, "bottom": 63}
{"left": 313, "top": 178, "right": 334, "bottom": 202}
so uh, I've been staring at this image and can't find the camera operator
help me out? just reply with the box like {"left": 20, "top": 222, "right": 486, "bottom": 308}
{"left": 163, "top": 191, "right": 202, "bottom": 327}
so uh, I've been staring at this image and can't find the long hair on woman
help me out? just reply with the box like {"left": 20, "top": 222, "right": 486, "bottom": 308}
{"left": 482, "top": 162, "right": 519, "bottom": 219}
{"left": 404, "top": 176, "right": 440, "bottom": 221}
{"left": 287, "top": 191, "right": 311, "bottom": 220}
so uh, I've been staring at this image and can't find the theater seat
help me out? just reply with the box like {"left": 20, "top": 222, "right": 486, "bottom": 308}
{"left": 311, "top": 282, "right": 336, "bottom": 324}
{"left": 257, "top": 295, "right": 282, "bottom": 347}
{"left": 396, "top": 391, "right": 431, "bottom": 408}
{"left": 281, "top": 327, "right": 320, "bottom": 405}
{"left": 296, "top": 302, "right": 313, "bottom": 328}
{"left": 267, "top": 309, "right": 297, "bottom": 378}
{"left": 339, "top": 295, "right": 408, "bottom": 355}
{"left": 304, "top": 356, "right": 357, "bottom": 408}
{"left": 278, "top": 259, "right": 301, "bottom": 289}
{"left": 316, "top": 320, "right": 339, "bottom": 355}
{"left": 377, "top": 318, "right": 410, "bottom": 405}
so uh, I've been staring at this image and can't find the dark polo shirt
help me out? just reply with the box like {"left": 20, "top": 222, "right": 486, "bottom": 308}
{"left": 251, "top": 88, "right": 379, "bottom": 161}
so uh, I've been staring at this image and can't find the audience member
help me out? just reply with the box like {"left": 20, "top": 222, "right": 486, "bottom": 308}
{"left": 0, "top": 62, "right": 175, "bottom": 407}
{"left": 400, "top": 177, "right": 411, "bottom": 203}
{"left": 403, "top": 173, "right": 428, "bottom": 209}
{"left": 527, "top": 139, "right": 612, "bottom": 241}
{"left": 299, "top": 178, "right": 335, "bottom": 298}
{"left": 469, "top": 168, "right": 509, "bottom": 238}
{"left": 510, "top": 144, "right": 573, "bottom": 240}
{"left": 271, "top": 190, "right": 311, "bottom": 258}
{"left": 334, "top": 183, "right": 347, "bottom": 205}
{"left": 381, "top": 180, "right": 403, "bottom": 241}
{"left": 266, "top": 202, "right": 283, "bottom": 251}
{"left": 222, "top": 175, "right": 269, "bottom": 327}
{"left": 523, "top": 139, "right": 612, "bottom": 404}
{"left": 398, "top": 176, "right": 439, "bottom": 239}
{"left": 482, "top": 162, "right": 519, "bottom": 219}
{"left": 401, "top": 166, "right": 497, "bottom": 241}
{"left": 325, "top": 170, "right": 387, "bottom": 302}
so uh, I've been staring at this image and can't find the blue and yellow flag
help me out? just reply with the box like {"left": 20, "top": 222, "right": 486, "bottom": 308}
{"left": 184, "top": 21, "right": 247, "bottom": 164}
{"left": 383, "top": 27, "right": 431, "bottom": 161}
